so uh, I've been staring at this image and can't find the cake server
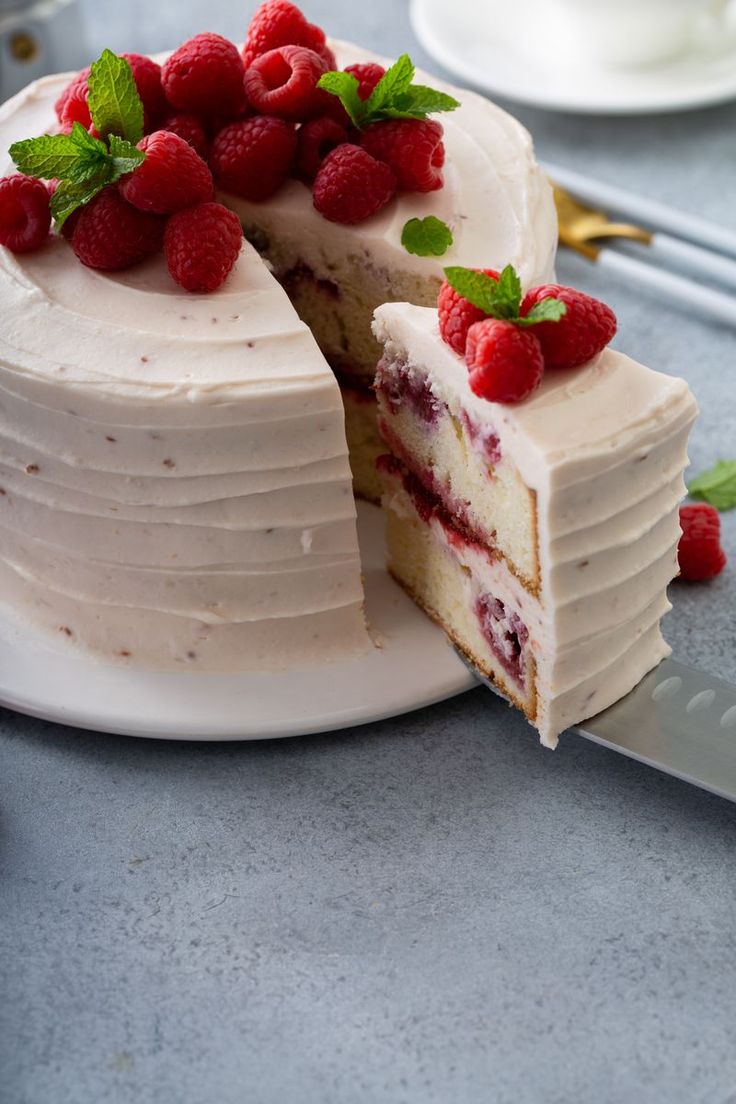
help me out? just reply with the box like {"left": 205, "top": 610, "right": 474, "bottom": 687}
{"left": 458, "top": 653, "right": 736, "bottom": 803}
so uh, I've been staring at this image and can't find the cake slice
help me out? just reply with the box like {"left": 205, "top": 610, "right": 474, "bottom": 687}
{"left": 373, "top": 292, "right": 698, "bottom": 747}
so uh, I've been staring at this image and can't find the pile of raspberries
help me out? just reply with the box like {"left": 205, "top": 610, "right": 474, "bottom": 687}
{"left": 0, "top": 0, "right": 448, "bottom": 291}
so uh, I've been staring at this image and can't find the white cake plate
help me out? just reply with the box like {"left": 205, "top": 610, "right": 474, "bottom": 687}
{"left": 411, "top": 0, "right": 736, "bottom": 114}
{"left": 0, "top": 502, "right": 477, "bottom": 740}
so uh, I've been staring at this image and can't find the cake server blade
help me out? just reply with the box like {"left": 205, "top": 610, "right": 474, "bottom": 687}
{"left": 457, "top": 653, "right": 736, "bottom": 803}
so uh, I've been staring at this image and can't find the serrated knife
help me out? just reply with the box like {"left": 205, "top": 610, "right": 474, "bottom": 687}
{"left": 457, "top": 654, "right": 736, "bottom": 802}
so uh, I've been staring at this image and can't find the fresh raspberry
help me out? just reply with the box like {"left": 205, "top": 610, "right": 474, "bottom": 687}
{"left": 0, "top": 174, "right": 51, "bottom": 253}
{"left": 244, "top": 45, "right": 327, "bottom": 121}
{"left": 69, "top": 186, "right": 164, "bottom": 271}
{"left": 677, "top": 504, "right": 727, "bottom": 582}
{"left": 437, "top": 269, "right": 500, "bottom": 355}
{"left": 209, "top": 116, "right": 296, "bottom": 201}
{"left": 344, "top": 62, "right": 385, "bottom": 100}
{"left": 295, "top": 116, "right": 348, "bottom": 182}
{"left": 119, "top": 130, "right": 214, "bottom": 214}
{"left": 54, "top": 66, "right": 90, "bottom": 124}
{"left": 160, "top": 112, "right": 209, "bottom": 159}
{"left": 58, "top": 72, "right": 92, "bottom": 130}
{"left": 122, "top": 54, "right": 166, "bottom": 127}
{"left": 520, "top": 284, "right": 617, "bottom": 369}
{"left": 360, "top": 118, "right": 445, "bottom": 193}
{"left": 165, "top": 201, "right": 243, "bottom": 292}
{"left": 162, "top": 34, "right": 246, "bottom": 118}
{"left": 465, "top": 319, "right": 544, "bottom": 404}
{"left": 242, "top": 1, "right": 327, "bottom": 68}
{"left": 313, "top": 144, "right": 396, "bottom": 224}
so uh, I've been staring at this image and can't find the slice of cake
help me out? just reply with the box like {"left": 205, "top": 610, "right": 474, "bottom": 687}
{"left": 219, "top": 38, "right": 557, "bottom": 502}
{"left": 373, "top": 272, "right": 698, "bottom": 746}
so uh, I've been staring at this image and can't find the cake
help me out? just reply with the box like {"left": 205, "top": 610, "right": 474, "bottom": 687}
{"left": 0, "top": 78, "right": 370, "bottom": 670}
{"left": 222, "top": 40, "right": 557, "bottom": 501}
{"left": 372, "top": 294, "right": 698, "bottom": 747}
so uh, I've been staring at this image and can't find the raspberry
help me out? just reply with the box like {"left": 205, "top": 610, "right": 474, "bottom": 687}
{"left": 242, "top": 1, "right": 328, "bottom": 68}
{"left": 55, "top": 66, "right": 90, "bottom": 124}
{"left": 69, "top": 186, "right": 164, "bottom": 271}
{"left": 59, "top": 73, "right": 92, "bottom": 130}
{"left": 122, "top": 54, "right": 166, "bottom": 126}
{"left": 296, "top": 116, "right": 348, "bottom": 182}
{"left": 677, "top": 504, "right": 727, "bottom": 582}
{"left": 465, "top": 319, "right": 544, "bottom": 404}
{"left": 344, "top": 62, "right": 385, "bottom": 100}
{"left": 520, "top": 284, "right": 617, "bottom": 369}
{"left": 244, "top": 45, "right": 327, "bottom": 121}
{"left": 165, "top": 201, "right": 243, "bottom": 292}
{"left": 360, "top": 118, "right": 445, "bottom": 193}
{"left": 0, "top": 174, "right": 51, "bottom": 254}
{"left": 437, "top": 269, "right": 499, "bottom": 355}
{"left": 313, "top": 144, "right": 396, "bottom": 225}
{"left": 209, "top": 116, "right": 296, "bottom": 201}
{"left": 160, "top": 112, "right": 209, "bottom": 159}
{"left": 162, "top": 34, "right": 246, "bottom": 118}
{"left": 119, "top": 130, "right": 214, "bottom": 214}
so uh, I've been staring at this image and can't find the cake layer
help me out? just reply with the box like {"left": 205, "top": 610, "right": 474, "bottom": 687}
{"left": 0, "top": 80, "right": 371, "bottom": 670}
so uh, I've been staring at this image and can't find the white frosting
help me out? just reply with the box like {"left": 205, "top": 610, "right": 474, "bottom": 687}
{"left": 223, "top": 40, "right": 558, "bottom": 290}
{"left": 373, "top": 303, "right": 698, "bottom": 743}
{"left": 0, "top": 78, "right": 370, "bottom": 670}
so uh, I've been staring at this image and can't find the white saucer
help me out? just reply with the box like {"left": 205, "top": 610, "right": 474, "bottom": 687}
{"left": 411, "top": 0, "right": 736, "bottom": 114}
{"left": 0, "top": 502, "right": 477, "bottom": 741}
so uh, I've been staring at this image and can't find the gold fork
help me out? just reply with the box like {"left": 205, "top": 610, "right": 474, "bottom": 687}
{"left": 552, "top": 184, "right": 652, "bottom": 260}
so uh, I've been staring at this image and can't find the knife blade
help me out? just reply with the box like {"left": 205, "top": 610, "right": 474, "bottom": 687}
{"left": 456, "top": 653, "right": 736, "bottom": 802}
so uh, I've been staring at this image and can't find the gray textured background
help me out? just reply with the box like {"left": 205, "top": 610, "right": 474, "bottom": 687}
{"left": 2, "top": 2, "right": 736, "bottom": 1102}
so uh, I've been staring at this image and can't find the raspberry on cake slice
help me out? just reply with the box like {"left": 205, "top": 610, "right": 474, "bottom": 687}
{"left": 372, "top": 271, "right": 698, "bottom": 747}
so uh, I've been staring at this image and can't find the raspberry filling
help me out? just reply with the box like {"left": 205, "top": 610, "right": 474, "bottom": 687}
{"left": 461, "top": 410, "right": 502, "bottom": 467}
{"left": 475, "top": 594, "right": 529, "bottom": 687}
{"left": 375, "top": 355, "right": 441, "bottom": 426}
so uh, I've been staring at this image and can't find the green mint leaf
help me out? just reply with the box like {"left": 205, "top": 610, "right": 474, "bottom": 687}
{"left": 376, "top": 85, "right": 460, "bottom": 120}
{"left": 517, "top": 297, "right": 567, "bottom": 325}
{"left": 108, "top": 134, "right": 146, "bottom": 181}
{"left": 365, "top": 53, "right": 415, "bottom": 115}
{"left": 69, "top": 122, "right": 108, "bottom": 157}
{"left": 50, "top": 178, "right": 107, "bottom": 230}
{"left": 9, "top": 133, "right": 82, "bottom": 180}
{"left": 87, "top": 49, "right": 144, "bottom": 143}
{"left": 65, "top": 122, "right": 112, "bottom": 185}
{"left": 490, "top": 264, "right": 523, "bottom": 319}
{"left": 317, "top": 71, "right": 365, "bottom": 127}
{"left": 401, "top": 216, "right": 453, "bottom": 257}
{"left": 443, "top": 266, "right": 502, "bottom": 314}
{"left": 687, "top": 459, "right": 736, "bottom": 511}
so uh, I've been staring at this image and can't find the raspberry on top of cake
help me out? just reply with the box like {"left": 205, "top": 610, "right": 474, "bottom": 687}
{"left": 373, "top": 265, "right": 699, "bottom": 746}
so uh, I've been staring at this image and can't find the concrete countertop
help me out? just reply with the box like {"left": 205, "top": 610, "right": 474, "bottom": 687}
{"left": 2, "top": 2, "right": 736, "bottom": 1101}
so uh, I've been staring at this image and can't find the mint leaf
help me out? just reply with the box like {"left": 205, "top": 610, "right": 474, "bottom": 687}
{"left": 69, "top": 122, "right": 108, "bottom": 157}
{"left": 688, "top": 460, "right": 736, "bottom": 511}
{"left": 365, "top": 53, "right": 415, "bottom": 115}
{"left": 316, "top": 71, "right": 364, "bottom": 127}
{"left": 490, "top": 264, "right": 523, "bottom": 319}
{"left": 379, "top": 85, "right": 460, "bottom": 120}
{"left": 443, "top": 267, "right": 503, "bottom": 314}
{"left": 108, "top": 134, "right": 146, "bottom": 181}
{"left": 50, "top": 178, "right": 107, "bottom": 229}
{"left": 318, "top": 53, "right": 459, "bottom": 128}
{"left": 10, "top": 133, "right": 82, "bottom": 180}
{"left": 518, "top": 297, "right": 567, "bottom": 325}
{"left": 401, "top": 216, "right": 453, "bottom": 257}
{"left": 87, "top": 49, "right": 144, "bottom": 143}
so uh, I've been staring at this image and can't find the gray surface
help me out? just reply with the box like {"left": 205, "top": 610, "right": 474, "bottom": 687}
{"left": 2, "top": 2, "right": 736, "bottom": 1102}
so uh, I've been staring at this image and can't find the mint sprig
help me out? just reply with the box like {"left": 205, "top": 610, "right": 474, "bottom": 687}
{"left": 317, "top": 53, "right": 460, "bottom": 129}
{"left": 688, "top": 460, "right": 736, "bottom": 511}
{"left": 401, "top": 216, "right": 453, "bottom": 257}
{"left": 9, "top": 50, "right": 146, "bottom": 230}
{"left": 443, "top": 264, "right": 567, "bottom": 327}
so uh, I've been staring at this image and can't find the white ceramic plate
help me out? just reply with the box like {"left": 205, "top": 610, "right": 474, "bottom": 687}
{"left": 411, "top": 0, "right": 736, "bottom": 114}
{"left": 0, "top": 502, "right": 477, "bottom": 740}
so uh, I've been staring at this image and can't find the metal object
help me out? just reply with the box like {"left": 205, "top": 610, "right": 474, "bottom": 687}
{"left": 460, "top": 651, "right": 736, "bottom": 803}
{"left": 0, "top": 0, "right": 88, "bottom": 105}
{"left": 553, "top": 184, "right": 652, "bottom": 260}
